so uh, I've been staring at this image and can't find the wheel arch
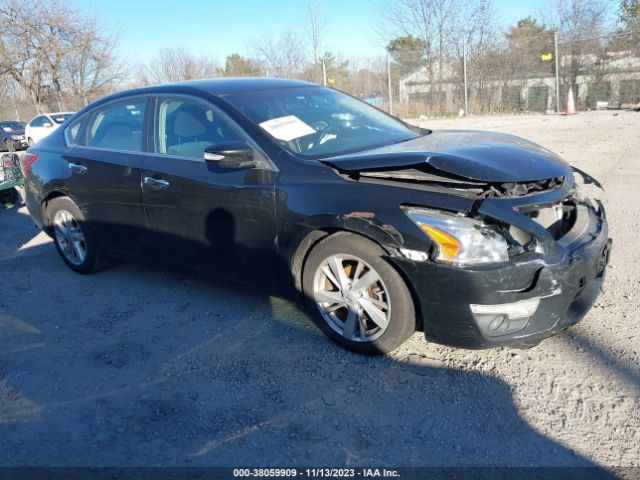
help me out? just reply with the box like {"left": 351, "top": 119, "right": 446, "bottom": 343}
{"left": 41, "top": 190, "right": 71, "bottom": 231}
{"left": 291, "top": 226, "right": 425, "bottom": 333}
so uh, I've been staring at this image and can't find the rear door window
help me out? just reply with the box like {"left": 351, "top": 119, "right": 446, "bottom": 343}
{"left": 85, "top": 98, "right": 147, "bottom": 152}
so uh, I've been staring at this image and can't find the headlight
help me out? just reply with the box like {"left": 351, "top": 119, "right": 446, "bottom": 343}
{"left": 404, "top": 208, "right": 509, "bottom": 265}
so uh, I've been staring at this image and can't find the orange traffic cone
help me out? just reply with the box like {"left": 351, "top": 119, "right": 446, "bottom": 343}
{"left": 565, "top": 87, "right": 576, "bottom": 115}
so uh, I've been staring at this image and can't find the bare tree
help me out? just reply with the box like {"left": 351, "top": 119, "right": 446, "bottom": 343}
{"left": 301, "top": 0, "right": 327, "bottom": 82}
{"left": 379, "top": 0, "right": 498, "bottom": 81}
{"left": 540, "top": 0, "right": 612, "bottom": 103}
{"left": 251, "top": 29, "right": 307, "bottom": 78}
{"left": 540, "top": 0, "right": 611, "bottom": 41}
{"left": 0, "top": 0, "right": 59, "bottom": 112}
{"left": 0, "top": 75, "right": 32, "bottom": 120}
{"left": 380, "top": 0, "right": 499, "bottom": 113}
{"left": 0, "top": 0, "right": 124, "bottom": 113}
{"left": 137, "top": 46, "right": 220, "bottom": 85}
{"left": 64, "top": 17, "right": 126, "bottom": 108}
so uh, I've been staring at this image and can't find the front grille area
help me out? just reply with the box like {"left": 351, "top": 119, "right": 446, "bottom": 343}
{"left": 492, "top": 176, "right": 564, "bottom": 197}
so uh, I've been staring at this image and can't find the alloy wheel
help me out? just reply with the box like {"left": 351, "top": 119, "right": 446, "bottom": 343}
{"left": 312, "top": 254, "right": 391, "bottom": 342}
{"left": 53, "top": 209, "right": 87, "bottom": 266}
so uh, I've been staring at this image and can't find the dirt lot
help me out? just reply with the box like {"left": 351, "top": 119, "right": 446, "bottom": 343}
{"left": 0, "top": 111, "right": 638, "bottom": 471}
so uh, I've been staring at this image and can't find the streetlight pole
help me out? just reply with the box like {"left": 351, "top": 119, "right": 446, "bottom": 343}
{"left": 554, "top": 31, "right": 561, "bottom": 113}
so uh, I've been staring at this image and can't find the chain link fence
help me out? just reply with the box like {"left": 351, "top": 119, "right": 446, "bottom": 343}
{"left": 393, "top": 31, "right": 640, "bottom": 118}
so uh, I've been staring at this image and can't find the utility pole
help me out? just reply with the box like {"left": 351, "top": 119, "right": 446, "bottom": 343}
{"left": 463, "top": 44, "right": 468, "bottom": 116}
{"left": 387, "top": 54, "right": 393, "bottom": 115}
{"left": 322, "top": 59, "right": 327, "bottom": 86}
{"left": 554, "top": 31, "right": 560, "bottom": 113}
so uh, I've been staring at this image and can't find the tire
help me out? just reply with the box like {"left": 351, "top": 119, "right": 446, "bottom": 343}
{"left": 0, "top": 187, "right": 19, "bottom": 208}
{"left": 47, "top": 196, "right": 107, "bottom": 274}
{"left": 302, "top": 231, "right": 416, "bottom": 355}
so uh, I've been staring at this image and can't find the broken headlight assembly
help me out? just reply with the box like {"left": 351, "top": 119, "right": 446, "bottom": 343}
{"left": 404, "top": 208, "right": 509, "bottom": 266}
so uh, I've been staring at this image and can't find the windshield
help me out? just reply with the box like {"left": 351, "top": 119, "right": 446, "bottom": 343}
{"left": 223, "top": 87, "right": 420, "bottom": 159}
{"left": 50, "top": 114, "right": 73, "bottom": 125}
{"left": 0, "top": 121, "right": 25, "bottom": 131}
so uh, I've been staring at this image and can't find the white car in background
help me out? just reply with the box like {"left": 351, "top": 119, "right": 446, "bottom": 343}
{"left": 25, "top": 112, "right": 75, "bottom": 146}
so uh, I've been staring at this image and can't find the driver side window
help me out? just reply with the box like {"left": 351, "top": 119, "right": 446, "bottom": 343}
{"left": 155, "top": 97, "right": 242, "bottom": 158}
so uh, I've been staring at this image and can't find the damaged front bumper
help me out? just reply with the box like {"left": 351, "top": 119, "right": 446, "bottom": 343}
{"left": 390, "top": 183, "right": 612, "bottom": 349}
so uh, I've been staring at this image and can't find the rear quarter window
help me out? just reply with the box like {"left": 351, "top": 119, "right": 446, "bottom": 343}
{"left": 65, "top": 117, "right": 85, "bottom": 146}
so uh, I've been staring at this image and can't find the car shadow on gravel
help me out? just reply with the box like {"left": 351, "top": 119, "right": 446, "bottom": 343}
{"left": 0, "top": 206, "right": 617, "bottom": 477}
{"left": 565, "top": 329, "right": 640, "bottom": 393}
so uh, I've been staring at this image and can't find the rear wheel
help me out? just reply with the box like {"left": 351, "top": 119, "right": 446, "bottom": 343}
{"left": 47, "top": 197, "right": 107, "bottom": 274}
{"left": 302, "top": 232, "right": 416, "bottom": 354}
{"left": 0, "top": 187, "right": 19, "bottom": 208}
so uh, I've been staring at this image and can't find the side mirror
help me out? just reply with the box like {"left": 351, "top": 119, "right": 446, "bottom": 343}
{"left": 203, "top": 141, "right": 259, "bottom": 169}
{"left": 43, "top": 122, "right": 52, "bottom": 128}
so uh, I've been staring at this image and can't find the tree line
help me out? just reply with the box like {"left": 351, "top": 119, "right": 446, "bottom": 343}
{"left": 1, "top": 0, "right": 638, "bottom": 121}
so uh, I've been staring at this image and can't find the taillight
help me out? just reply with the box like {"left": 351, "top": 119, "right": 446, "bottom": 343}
{"left": 19, "top": 152, "right": 38, "bottom": 175}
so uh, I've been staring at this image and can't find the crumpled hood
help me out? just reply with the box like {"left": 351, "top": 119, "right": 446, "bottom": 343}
{"left": 323, "top": 130, "right": 572, "bottom": 182}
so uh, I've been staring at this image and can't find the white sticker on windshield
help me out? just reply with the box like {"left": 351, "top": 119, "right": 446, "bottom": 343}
{"left": 259, "top": 115, "right": 316, "bottom": 142}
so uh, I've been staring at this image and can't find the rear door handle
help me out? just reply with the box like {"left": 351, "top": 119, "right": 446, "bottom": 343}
{"left": 144, "top": 176, "right": 170, "bottom": 190}
{"left": 68, "top": 163, "right": 87, "bottom": 174}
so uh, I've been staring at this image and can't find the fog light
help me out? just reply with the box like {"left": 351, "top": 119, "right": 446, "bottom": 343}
{"left": 488, "top": 314, "right": 507, "bottom": 332}
{"left": 470, "top": 298, "right": 540, "bottom": 337}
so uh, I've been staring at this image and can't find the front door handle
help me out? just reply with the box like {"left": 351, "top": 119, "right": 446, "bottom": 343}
{"left": 68, "top": 163, "right": 87, "bottom": 174}
{"left": 144, "top": 176, "right": 170, "bottom": 190}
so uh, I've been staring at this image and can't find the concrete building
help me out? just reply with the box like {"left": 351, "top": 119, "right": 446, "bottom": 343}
{"left": 399, "top": 49, "right": 640, "bottom": 114}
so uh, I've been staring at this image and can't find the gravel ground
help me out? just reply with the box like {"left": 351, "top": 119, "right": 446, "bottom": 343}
{"left": 0, "top": 111, "right": 638, "bottom": 471}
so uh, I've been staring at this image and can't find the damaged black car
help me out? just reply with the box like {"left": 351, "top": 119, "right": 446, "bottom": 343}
{"left": 22, "top": 78, "right": 611, "bottom": 354}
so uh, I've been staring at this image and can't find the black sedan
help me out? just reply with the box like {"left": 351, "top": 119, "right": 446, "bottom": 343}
{"left": 1, "top": 121, "right": 27, "bottom": 151}
{"left": 21, "top": 78, "right": 611, "bottom": 354}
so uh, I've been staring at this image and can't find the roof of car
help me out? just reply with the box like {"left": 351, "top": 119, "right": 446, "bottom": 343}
{"left": 73, "top": 78, "right": 321, "bottom": 116}
{"left": 163, "top": 77, "right": 317, "bottom": 95}
{"left": 116, "top": 78, "right": 318, "bottom": 100}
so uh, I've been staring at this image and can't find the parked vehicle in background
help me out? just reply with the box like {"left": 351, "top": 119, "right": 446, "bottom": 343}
{"left": 22, "top": 78, "right": 611, "bottom": 354}
{"left": 0, "top": 121, "right": 27, "bottom": 152}
{"left": 25, "top": 112, "right": 74, "bottom": 146}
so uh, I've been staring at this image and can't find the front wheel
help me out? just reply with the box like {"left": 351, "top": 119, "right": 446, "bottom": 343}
{"left": 47, "top": 196, "right": 107, "bottom": 274}
{"left": 302, "top": 232, "right": 416, "bottom": 355}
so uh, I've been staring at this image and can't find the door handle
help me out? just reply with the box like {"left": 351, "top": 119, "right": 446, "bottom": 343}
{"left": 68, "top": 163, "right": 87, "bottom": 174}
{"left": 144, "top": 176, "right": 170, "bottom": 190}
